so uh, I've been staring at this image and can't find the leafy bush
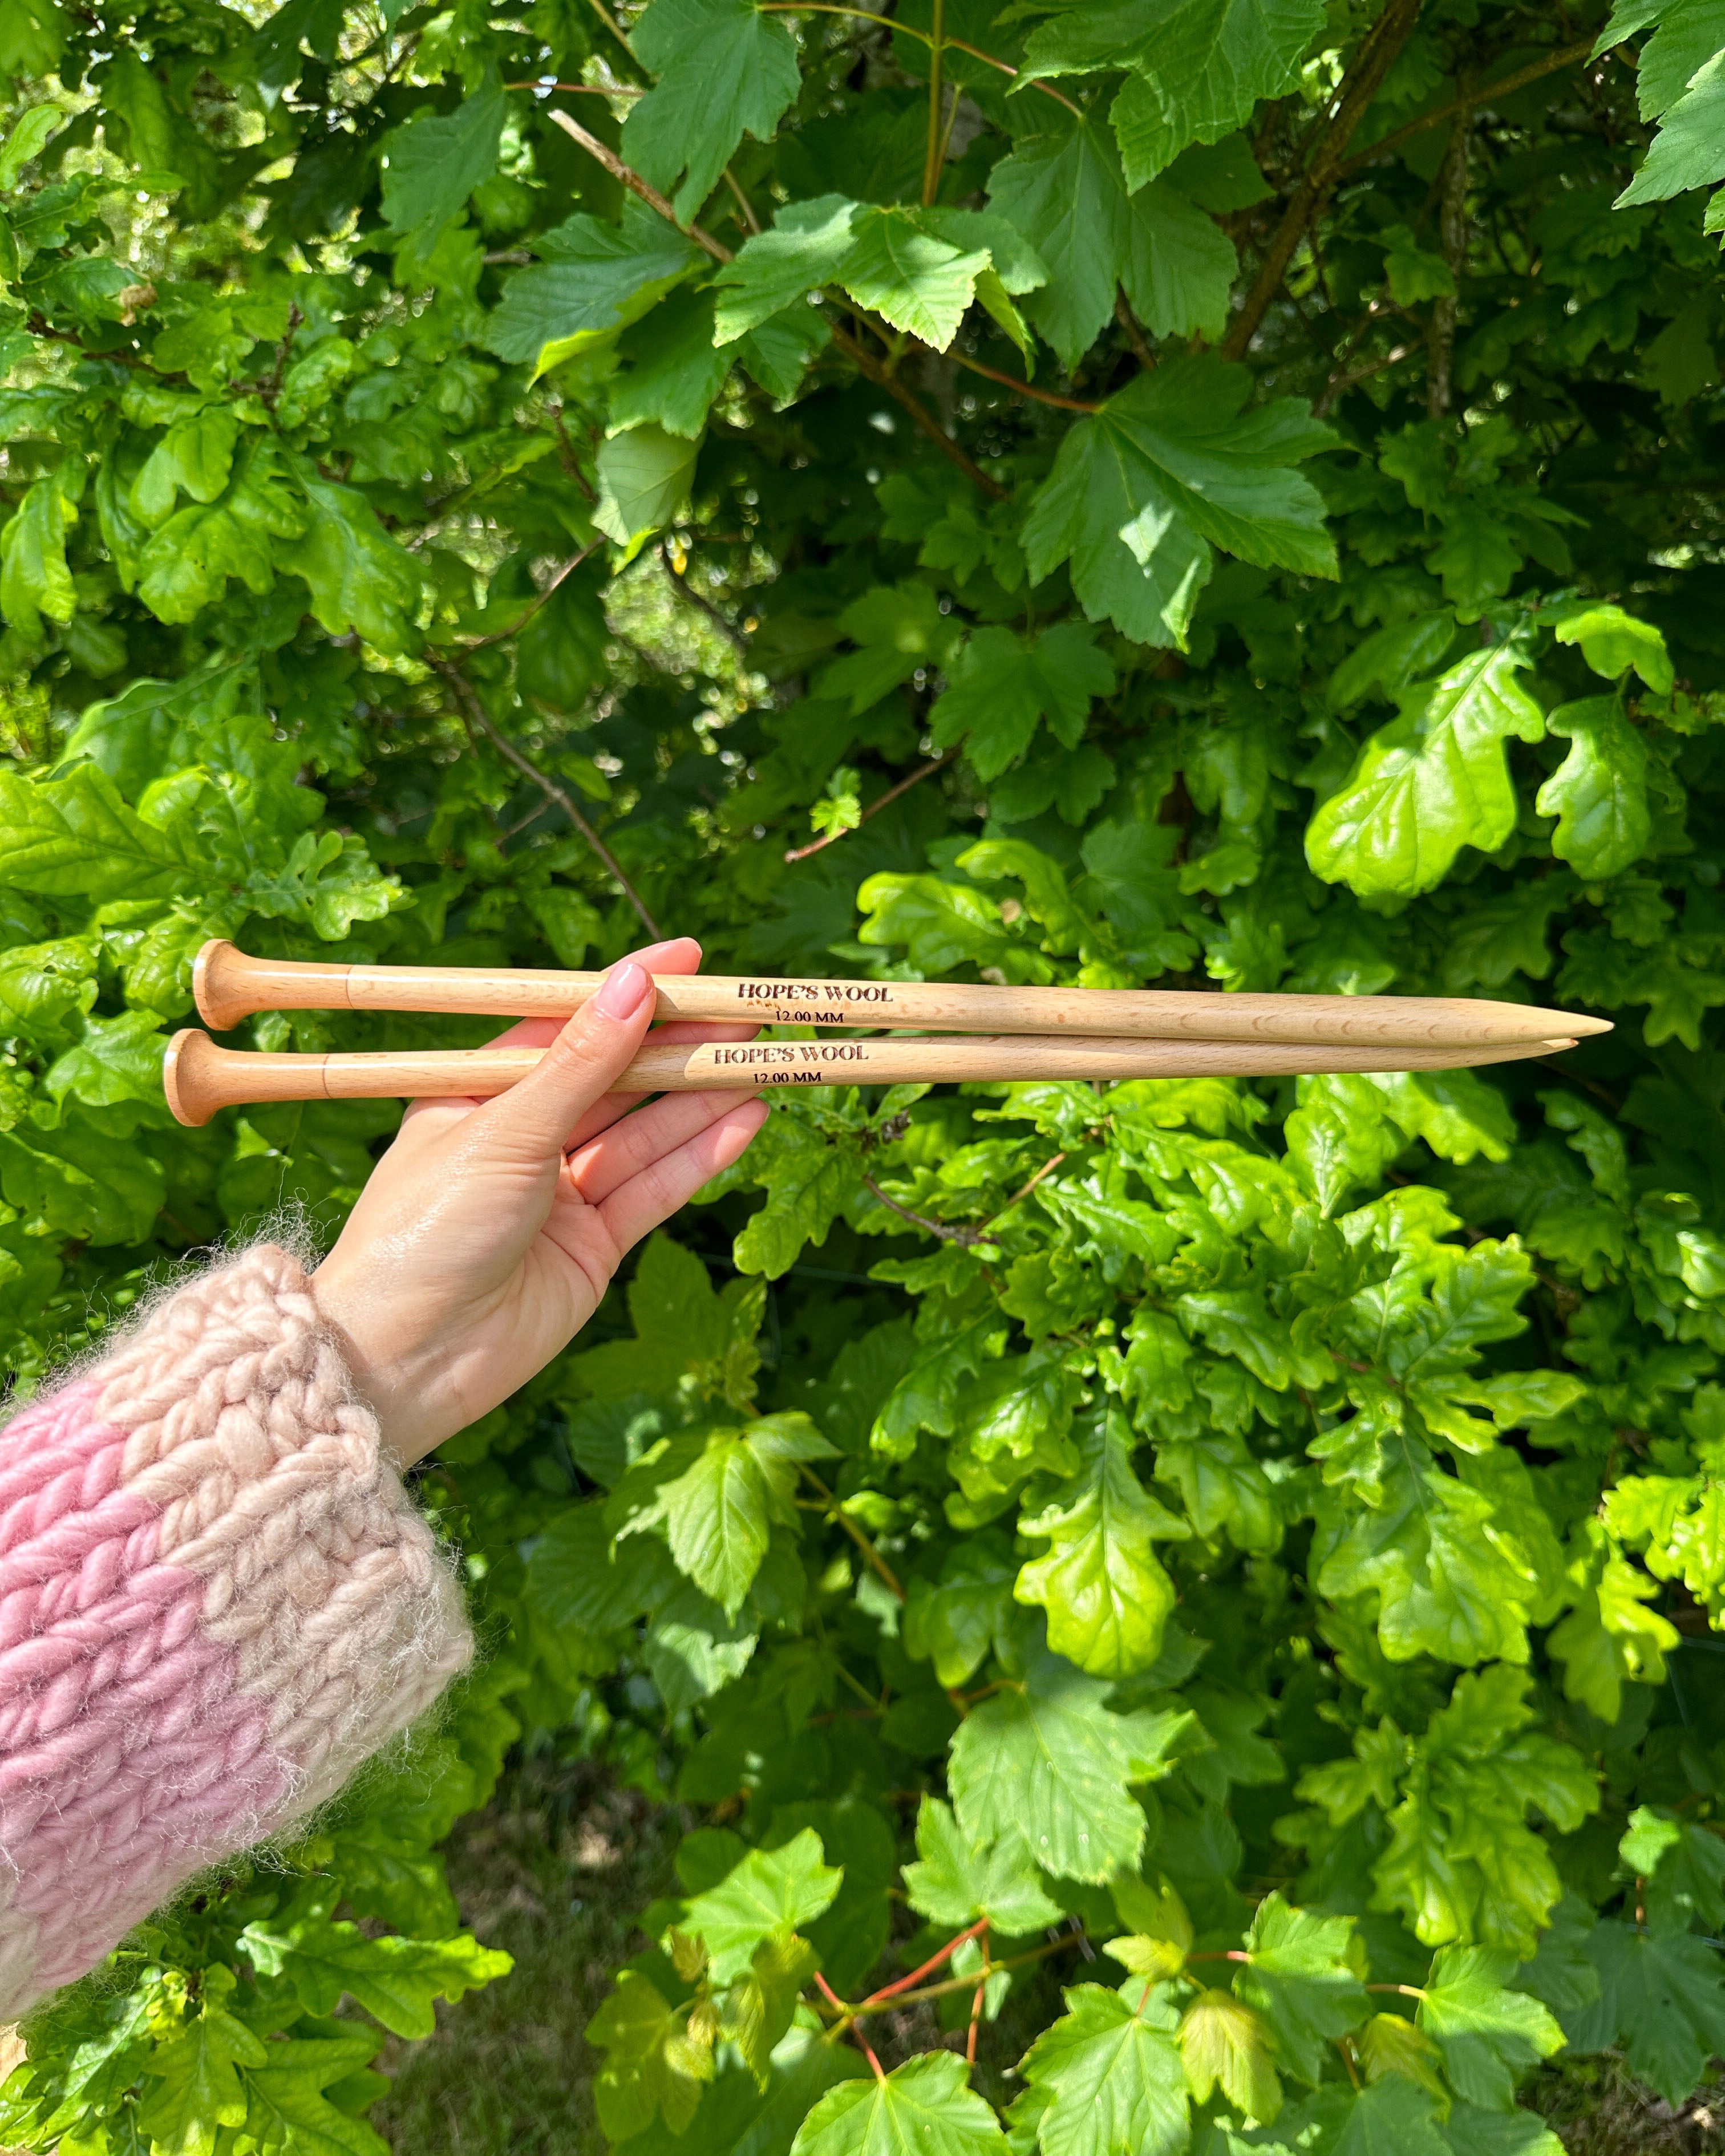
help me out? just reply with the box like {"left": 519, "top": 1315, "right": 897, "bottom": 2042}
{"left": 5, "top": 0, "right": 1725, "bottom": 2149}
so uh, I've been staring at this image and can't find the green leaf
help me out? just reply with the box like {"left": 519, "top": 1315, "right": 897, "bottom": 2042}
{"left": 1331, "top": 2076, "right": 1453, "bottom": 2156}
{"left": 948, "top": 1648, "right": 1192, "bottom": 1882}
{"left": 1, "top": 475, "right": 76, "bottom": 639}
{"left": 594, "top": 424, "right": 702, "bottom": 557}
{"left": 236, "top": 2032, "right": 392, "bottom": 2156}
{"left": 0, "top": 763, "right": 201, "bottom": 899}
{"left": 488, "top": 202, "right": 701, "bottom": 370}
{"left": 1023, "top": 359, "right": 1337, "bottom": 649}
{"left": 612, "top": 287, "right": 733, "bottom": 437}
{"left": 623, "top": 0, "right": 801, "bottom": 223}
{"left": 136, "top": 1989, "right": 268, "bottom": 2156}
{"left": 280, "top": 469, "right": 424, "bottom": 653}
{"left": 838, "top": 207, "right": 990, "bottom": 349}
{"left": 734, "top": 1115, "right": 859, "bottom": 1278}
{"left": 1415, "top": 1946, "right": 1564, "bottom": 2110}
{"left": 929, "top": 623, "right": 1115, "bottom": 780}
{"left": 712, "top": 194, "right": 860, "bottom": 341}
{"left": 1562, "top": 1921, "right": 1725, "bottom": 2105}
{"left": 1017, "top": 0, "right": 1325, "bottom": 189}
{"left": 1550, "top": 600, "right": 1675, "bottom": 692}
{"left": 1014, "top": 1409, "right": 1184, "bottom": 1679}
{"left": 621, "top": 1412, "right": 836, "bottom": 1615}
{"left": 1618, "top": 49, "right": 1725, "bottom": 202}
{"left": 676, "top": 1827, "right": 843, "bottom": 1983}
{"left": 724, "top": 1932, "right": 819, "bottom": 2088}
{"left": 902, "top": 1796, "right": 1066, "bottom": 1938}
{"left": 0, "top": 102, "right": 64, "bottom": 188}
{"left": 792, "top": 2050, "right": 1006, "bottom": 2155}
{"left": 1234, "top": 1895, "right": 1368, "bottom": 2084}
{"left": 1306, "top": 643, "right": 1548, "bottom": 898}
{"left": 1179, "top": 1989, "right": 1282, "bottom": 2123}
{"left": 129, "top": 406, "right": 240, "bottom": 527}
{"left": 587, "top": 1969, "right": 713, "bottom": 2140}
{"left": 1016, "top": 1983, "right": 1189, "bottom": 2156}
{"left": 380, "top": 69, "right": 505, "bottom": 243}
{"left": 1535, "top": 698, "right": 1653, "bottom": 879}
{"left": 985, "top": 119, "right": 1235, "bottom": 366}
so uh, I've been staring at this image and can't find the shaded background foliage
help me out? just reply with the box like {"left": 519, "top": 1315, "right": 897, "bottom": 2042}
{"left": 5, "top": 0, "right": 1725, "bottom": 2147}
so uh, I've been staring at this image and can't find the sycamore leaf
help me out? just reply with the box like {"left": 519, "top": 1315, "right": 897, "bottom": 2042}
{"left": 587, "top": 1969, "right": 712, "bottom": 2141}
{"left": 1331, "top": 2075, "right": 1453, "bottom": 2156}
{"left": 1357, "top": 2013, "right": 1448, "bottom": 2101}
{"left": 1306, "top": 643, "right": 1547, "bottom": 899}
{"left": 1024, "top": 358, "right": 1335, "bottom": 649}
{"left": 929, "top": 622, "right": 1115, "bottom": 779}
{"left": 948, "top": 1648, "right": 1192, "bottom": 1882}
{"left": 986, "top": 118, "right": 1236, "bottom": 366}
{"left": 1535, "top": 698, "right": 1652, "bottom": 880}
{"left": 674, "top": 1827, "right": 843, "bottom": 1982}
{"left": 380, "top": 68, "right": 504, "bottom": 242}
{"left": 1179, "top": 1989, "right": 1282, "bottom": 2122}
{"left": 1014, "top": 1409, "right": 1184, "bottom": 1679}
{"left": 620, "top": 1412, "right": 836, "bottom": 1615}
{"left": 488, "top": 203, "right": 700, "bottom": 371}
{"left": 712, "top": 195, "right": 860, "bottom": 341}
{"left": 1233, "top": 1896, "right": 1368, "bottom": 2084}
{"left": 1415, "top": 1946, "right": 1564, "bottom": 2110}
{"left": 792, "top": 2049, "right": 1006, "bottom": 2154}
{"left": 723, "top": 1932, "right": 819, "bottom": 2088}
{"left": 840, "top": 209, "right": 990, "bottom": 348}
{"left": 1016, "top": 1983, "right": 1188, "bottom": 2156}
{"left": 1017, "top": 0, "right": 1325, "bottom": 189}
{"left": 623, "top": 0, "right": 801, "bottom": 223}
{"left": 612, "top": 287, "right": 733, "bottom": 438}
{"left": 903, "top": 1796, "right": 1066, "bottom": 1938}
{"left": 1618, "top": 49, "right": 1725, "bottom": 203}
{"left": 594, "top": 424, "right": 701, "bottom": 557}
{"left": 1561, "top": 1920, "right": 1725, "bottom": 2105}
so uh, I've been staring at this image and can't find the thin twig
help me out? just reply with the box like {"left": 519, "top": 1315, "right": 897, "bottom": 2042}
{"left": 826, "top": 322, "right": 1007, "bottom": 497}
{"left": 951, "top": 349, "right": 1099, "bottom": 411}
{"left": 801, "top": 1465, "right": 906, "bottom": 1600}
{"left": 785, "top": 751, "right": 953, "bottom": 862}
{"left": 461, "top": 540, "right": 602, "bottom": 651}
{"left": 755, "top": 3, "right": 1082, "bottom": 114}
{"left": 546, "top": 110, "right": 732, "bottom": 262}
{"left": 433, "top": 658, "right": 662, "bottom": 938}
{"left": 723, "top": 167, "right": 763, "bottom": 234}
{"left": 922, "top": 0, "right": 945, "bottom": 206}
{"left": 861, "top": 1172, "right": 986, "bottom": 1248}
{"left": 1221, "top": 0, "right": 1424, "bottom": 361}
{"left": 815, "top": 1971, "right": 886, "bottom": 2078}
{"left": 863, "top": 1918, "right": 987, "bottom": 2006}
{"left": 1114, "top": 292, "right": 1156, "bottom": 369}
{"left": 1339, "top": 37, "right": 1595, "bottom": 172}
{"left": 980, "top": 1152, "right": 1066, "bottom": 1232}
{"left": 658, "top": 541, "right": 748, "bottom": 653}
{"left": 1314, "top": 338, "right": 1420, "bottom": 414}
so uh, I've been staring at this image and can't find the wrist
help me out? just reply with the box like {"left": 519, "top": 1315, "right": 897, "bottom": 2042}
{"left": 310, "top": 1258, "right": 438, "bottom": 1470}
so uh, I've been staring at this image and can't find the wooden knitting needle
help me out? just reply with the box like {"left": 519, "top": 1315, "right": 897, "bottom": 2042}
{"left": 191, "top": 942, "right": 1607, "bottom": 1051}
{"left": 163, "top": 1028, "right": 1576, "bottom": 1128}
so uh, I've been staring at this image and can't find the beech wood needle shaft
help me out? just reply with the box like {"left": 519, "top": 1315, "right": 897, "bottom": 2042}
{"left": 164, "top": 1029, "right": 1577, "bottom": 1128}
{"left": 192, "top": 942, "right": 1607, "bottom": 1051}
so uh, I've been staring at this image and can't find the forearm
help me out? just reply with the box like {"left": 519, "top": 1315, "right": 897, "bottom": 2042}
{"left": 0, "top": 1245, "right": 471, "bottom": 2019}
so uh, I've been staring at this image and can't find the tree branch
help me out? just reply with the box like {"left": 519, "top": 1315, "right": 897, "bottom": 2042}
{"left": 545, "top": 111, "right": 1006, "bottom": 498}
{"left": 1339, "top": 37, "right": 1595, "bottom": 173}
{"left": 432, "top": 658, "right": 662, "bottom": 938}
{"left": 460, "top": 539, "right": 602, "bottom": 651}
{"left": 785, "top": 751, "right": 952, "bottom": 862}
{"left": 1221, "top": 0, "right": 1425, "bottom": 362}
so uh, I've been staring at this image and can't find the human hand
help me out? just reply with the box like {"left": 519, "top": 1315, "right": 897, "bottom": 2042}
{"left": 310, "top": 938, "right": 767, "bottom": 1468}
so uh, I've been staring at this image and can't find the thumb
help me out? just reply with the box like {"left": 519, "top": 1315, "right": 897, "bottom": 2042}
{"left": 476, "top": 959, "right": 655, "bottom": 1156}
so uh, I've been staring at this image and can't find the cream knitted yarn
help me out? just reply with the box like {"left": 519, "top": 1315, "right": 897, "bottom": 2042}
{"left": 0, "top": 1245, "right": 472, "bottom": 2016}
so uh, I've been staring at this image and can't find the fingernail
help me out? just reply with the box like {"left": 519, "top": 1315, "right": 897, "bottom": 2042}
{"left": 593, "top": 960, "right": 649, "bottom": 1021}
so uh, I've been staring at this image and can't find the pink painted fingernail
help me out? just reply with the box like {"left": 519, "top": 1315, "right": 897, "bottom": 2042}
{"left": 592, "top": 960, "right": 649, "bottom": 1020}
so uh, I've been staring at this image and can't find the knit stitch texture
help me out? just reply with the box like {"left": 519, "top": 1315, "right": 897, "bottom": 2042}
{"left": 0, "top": 1245, "right": 471, "bottom": 2018}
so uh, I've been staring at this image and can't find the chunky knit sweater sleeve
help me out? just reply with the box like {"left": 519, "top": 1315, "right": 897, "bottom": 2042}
{"left": 0, "top": 1245, "right": 473, "bottom": 2020}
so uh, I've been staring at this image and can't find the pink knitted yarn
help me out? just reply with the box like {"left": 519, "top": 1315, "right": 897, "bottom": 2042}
{"left": 0, "top": 1249, "right": 472, "bottom": 2019}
